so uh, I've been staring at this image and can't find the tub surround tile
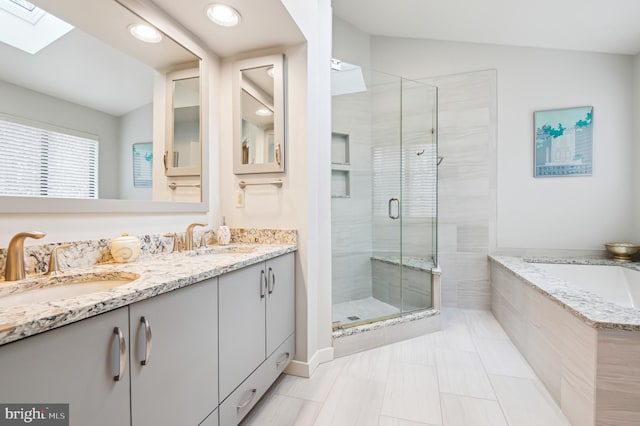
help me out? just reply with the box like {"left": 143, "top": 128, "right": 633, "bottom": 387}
{"left": 490, "top": 256, "right": 640, "bottom": 330}
{"left": 490, "top": 258, "right": 640, "bottom": 425}
{"left": 0, "top": 239, "right": 296, "bottom": 346}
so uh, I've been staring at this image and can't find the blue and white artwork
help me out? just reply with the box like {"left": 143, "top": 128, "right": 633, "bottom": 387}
{"left": 534, "top": 106, "right": 593, "bottom": 177}
{"left": 133, "top": 142, "right": 153, "bottom": 188}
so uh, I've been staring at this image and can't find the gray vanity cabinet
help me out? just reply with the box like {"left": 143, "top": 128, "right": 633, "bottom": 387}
{"left": 0, "top": 307, "right": 131, "bottom": 426}
{"left": 129, "top": 278, "right": 218, "bottom": 426}
{"left": 265, "top": 253, "right": 295, "bottom": 356}
{"left": 218, "top": 252, "right": 295, "bottom": 425}
{"left": 218, "top": 261, "right": 267, "bottom": 399}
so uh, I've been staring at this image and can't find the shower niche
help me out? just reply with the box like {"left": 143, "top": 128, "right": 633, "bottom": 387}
{"left": 331, "top": 132, "right": 351, "bottom": 198}
{"left": 331, "top": 64, "right": 439, "bottom": 335}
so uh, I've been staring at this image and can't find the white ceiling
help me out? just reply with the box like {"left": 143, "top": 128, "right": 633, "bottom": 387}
{"left": 332, "top": 0, "right": 640, "bottom": 55}
{"left": 150, "top": 0, "right": 305, "bottom": 57}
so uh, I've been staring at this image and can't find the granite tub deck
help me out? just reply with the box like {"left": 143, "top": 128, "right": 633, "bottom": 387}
{"left": 490, "top": 255, "right": 640, "bottom": 426}
{"left": 0, "top": 243, "right": 296, "bottom": 346}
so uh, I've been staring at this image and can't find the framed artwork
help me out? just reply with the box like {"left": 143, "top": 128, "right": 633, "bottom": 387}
{"left": 132, "top": 142, "right": 153, "bottom": 188}
{"left": 534, "top": 106, "right": 593, "bottom": 177}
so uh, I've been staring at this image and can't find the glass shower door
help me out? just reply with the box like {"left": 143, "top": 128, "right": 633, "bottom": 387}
{"left": 371, "top": 70, "right": 403, "bottom": 316}
{"left": 400, "top": 78, "right": 437, "bottom": 313}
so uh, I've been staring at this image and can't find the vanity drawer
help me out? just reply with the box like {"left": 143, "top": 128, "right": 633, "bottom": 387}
{"left": 265, "top": 332, "right": 295, "bottom": 383}
{"left": 219, "top": 334, "right": 295, "bottom": 425}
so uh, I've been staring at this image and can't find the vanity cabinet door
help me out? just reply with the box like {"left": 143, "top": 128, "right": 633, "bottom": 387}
{"left": 0, "top": 307, "right": 130, "bottom": 426}
{"left": 265, "top": 252, "right": 295, "bottom": 356}
{"left": 218, "top": 261, "right": 266, "bottom": 401}
{"left": 129, "top": 278, "right": 218, "bottom": 426}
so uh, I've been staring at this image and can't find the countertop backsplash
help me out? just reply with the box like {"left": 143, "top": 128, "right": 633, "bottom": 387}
{"left": 0, "top": 228, "right": 297, "bottom": 278}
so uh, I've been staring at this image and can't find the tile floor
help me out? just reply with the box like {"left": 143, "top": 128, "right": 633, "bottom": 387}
{"left": 241, "top": 308, "right": 571, "bottom": 426}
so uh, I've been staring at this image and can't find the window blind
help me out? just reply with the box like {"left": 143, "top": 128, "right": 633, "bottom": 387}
{"left": 0, "top": 115, "right": 98, "bottom": 199}
{"left": 373, "top": 143, "right": 437, "bottom": 219}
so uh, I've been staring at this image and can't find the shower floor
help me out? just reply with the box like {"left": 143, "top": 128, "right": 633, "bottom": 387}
{"left": 332, "top": 297, "right": 400, "bottom": 327}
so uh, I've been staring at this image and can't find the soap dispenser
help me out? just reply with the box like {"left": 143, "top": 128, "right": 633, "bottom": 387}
{"left": 217, "top": 217, "right": 231, "bottom": 246}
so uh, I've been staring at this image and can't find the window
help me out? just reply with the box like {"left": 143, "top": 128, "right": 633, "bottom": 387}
{"left": 0, "top": 114, "right": 98, "bottom": 199}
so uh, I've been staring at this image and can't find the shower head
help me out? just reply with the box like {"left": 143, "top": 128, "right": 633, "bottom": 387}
{"left": 437, "top": 156, "right": 444, "bottom": 165}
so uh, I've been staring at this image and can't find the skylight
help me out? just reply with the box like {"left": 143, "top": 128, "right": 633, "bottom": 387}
{"left": 0, "top": 0, "right": 73, "bottom": 54}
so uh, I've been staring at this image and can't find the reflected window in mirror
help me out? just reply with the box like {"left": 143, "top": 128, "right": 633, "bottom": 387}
{"left": 0, "top": 0, "right": 204, "bottom": 209}
{"left": 234, "top": 54, "right": 284, "bottom": 174}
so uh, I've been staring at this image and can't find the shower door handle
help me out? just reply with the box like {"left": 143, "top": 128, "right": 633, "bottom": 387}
{"left": 388, "top": 198, "right": 400, "bottom": 220}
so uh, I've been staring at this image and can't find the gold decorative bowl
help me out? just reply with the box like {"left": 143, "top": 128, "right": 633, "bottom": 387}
{"left": 604, "top": 243, "right": 640, "bottom": 262}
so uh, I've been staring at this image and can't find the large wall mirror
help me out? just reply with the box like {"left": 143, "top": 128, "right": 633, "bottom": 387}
{"left": 233, "top": 54, "right": 285, "bottom": 174}
{"left": 0, "top": 0, "right": 204, "bottom": 212}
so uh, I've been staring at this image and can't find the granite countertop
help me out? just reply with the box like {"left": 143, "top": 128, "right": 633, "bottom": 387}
{"left": 371, "top": 255, "right": 436, "bottom": 272}
{"left": 0, "top": 243, "right": 296, "bottom": 346}
{"left": 489, "top": 255, "right": 640, "bottom": 331}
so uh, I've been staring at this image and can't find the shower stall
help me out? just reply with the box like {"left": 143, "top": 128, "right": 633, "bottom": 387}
{"left": 331, "top": 63, "right": 438, "bottom": 329}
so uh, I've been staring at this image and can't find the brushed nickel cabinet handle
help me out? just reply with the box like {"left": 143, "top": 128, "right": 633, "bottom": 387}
{"left": 276, "top": 351, "right": 291, "bottom": 368}
{"left": 113, "top": 327, "right": 127, "bottom": 381}
{"left": 260, "top": 270, "right": 266, "bottom": 299}
{"left": 140, "top": 316, "right": 152, "bottom": 366}
{"left": 268, "top": 267, "right": 275, "bottom": 294}
{"left": 236, "top": 388, "right": 257, "bottom": 411}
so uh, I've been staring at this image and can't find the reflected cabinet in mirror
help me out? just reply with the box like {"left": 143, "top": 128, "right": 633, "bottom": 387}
{"left": 0, "top": 0, "right": 205, "bottom": 211}
{"left": 165, "top": 68, "right": 201, "bottom": 176}
{"left": 234, "top": 54, "right": 285, "bottom": 174}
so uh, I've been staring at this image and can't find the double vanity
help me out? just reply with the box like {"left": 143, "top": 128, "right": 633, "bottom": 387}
{"left": 0, "top": 233, "right": 296, "bottom": 426}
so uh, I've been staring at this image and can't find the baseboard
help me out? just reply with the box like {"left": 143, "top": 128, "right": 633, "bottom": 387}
{"left": 284, "top": 346, "right": 334, "bottom": 378}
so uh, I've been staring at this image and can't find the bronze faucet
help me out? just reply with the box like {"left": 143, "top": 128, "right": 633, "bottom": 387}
{"left": 185, "top": 223, "right": 207, "bottom": 251}
{"left": 4, "top": 231, "right": 46, "bottom": 281}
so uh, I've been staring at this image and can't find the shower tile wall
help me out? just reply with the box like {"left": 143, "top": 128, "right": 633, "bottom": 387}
{"left": 422, "top": 70, "right": 497, "bottom": 309}
{"left": 332, "top": 89, "right": 373, "bottom": 304}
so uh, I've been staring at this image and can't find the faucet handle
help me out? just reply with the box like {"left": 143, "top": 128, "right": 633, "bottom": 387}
{"left": 200, "top": 229, "right": 214, "bottom": 249}
{"left": 46, "top": 244, "right": 72, "bottom": 275}
{"left": 163, "top": 233, "right": 181, "bottom": 253}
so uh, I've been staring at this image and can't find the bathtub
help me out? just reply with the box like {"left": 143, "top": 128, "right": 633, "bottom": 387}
{"left": 533, "top": 262, "right": 640, "bottom": 309}
{"left": 489, "top": 256, "right": 640, "bottom": 426}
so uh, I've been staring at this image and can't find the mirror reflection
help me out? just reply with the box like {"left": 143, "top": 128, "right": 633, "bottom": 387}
{"left": 241, "top": 66, "right": 276, "bottom": 165}
{"left": 165, "top": 70, "right": 200, "bottom": 176}
{"left": 0, "top": 0, "right": 201, "bottom": 202}
{"left": 234, "top": 54, "right": 284, "bottom": 174}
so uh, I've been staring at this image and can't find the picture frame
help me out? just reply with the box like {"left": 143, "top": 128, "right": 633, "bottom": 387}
{"left": 132, "top": 142, "right": 153, "bottom": 188}
{"left": 534, "top": 106, "right": 593, "bottom": 177}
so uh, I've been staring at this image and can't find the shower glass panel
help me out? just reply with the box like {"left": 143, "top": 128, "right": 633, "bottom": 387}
{"left": 331, "top": 63, "right": 438, "bottom": 329}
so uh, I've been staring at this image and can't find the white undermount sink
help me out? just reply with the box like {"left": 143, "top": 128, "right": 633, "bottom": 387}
{"left": 0, "top": 272, "right": 139, "bottom": 308}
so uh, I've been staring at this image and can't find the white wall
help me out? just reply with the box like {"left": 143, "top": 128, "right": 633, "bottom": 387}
{"left": 371, "top": 37, "right": 635, "bottom": 251}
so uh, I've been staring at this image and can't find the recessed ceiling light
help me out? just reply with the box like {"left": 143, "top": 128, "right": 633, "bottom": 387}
{"left": 206, "top": 4, "right": 241, "bottom": 27}
{"left": 266, "top": 66, "right": 275, "bottom": 78}
{"left": 128, "top": 23, "right": 162, "bottom": 43}
{"left": 256, "top": 108, "right": 272, "bottom": 117}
